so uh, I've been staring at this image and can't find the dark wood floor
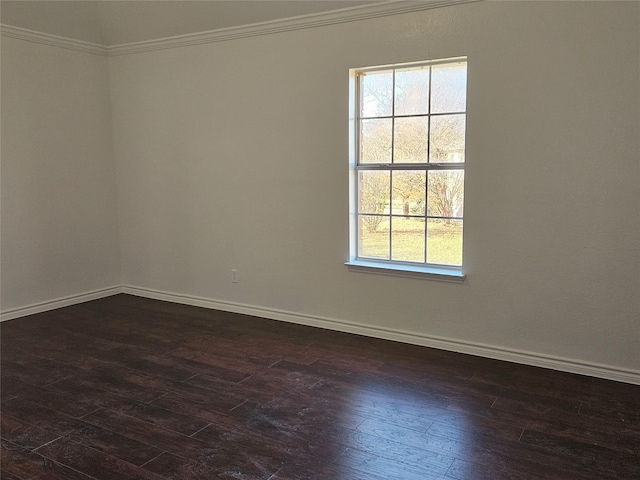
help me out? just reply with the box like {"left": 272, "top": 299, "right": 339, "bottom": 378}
{"left": 1, "top": 294, "right": 638, "bottom": 480}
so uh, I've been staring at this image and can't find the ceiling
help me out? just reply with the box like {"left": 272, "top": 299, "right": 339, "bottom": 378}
{"left": 1, "top": 0, "right": 384, "bottom": 47}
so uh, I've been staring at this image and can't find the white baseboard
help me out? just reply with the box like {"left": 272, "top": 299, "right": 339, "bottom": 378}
{"left": 0, "top": 286, "right": 123, "bottom": 322}
{"left": 3, "top": 284, "right": 637, "bottom": 385}
{"left": 121, "top": 285, "right": 640, "bottom": 385}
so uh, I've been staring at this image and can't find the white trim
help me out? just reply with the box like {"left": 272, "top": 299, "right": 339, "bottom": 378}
{"left": 122, "top": 285, "right": 640, "bottom": 385}
{"left": 3, "top": 283, "right": 637, "bottom": 384}
{"left": 107, "top": 0, "right": 479, "bottom": 56}
{"left": 0, "top": 24, "right": 108, "bottom": 56}
{"left": 346, "top": 260, "right": 466, "bottom": 282}
{"left": 0, "top": 286, "right": 122, "bottom": 322}
{"left": 2, "top": 1, "right": 481, "bottom": 57}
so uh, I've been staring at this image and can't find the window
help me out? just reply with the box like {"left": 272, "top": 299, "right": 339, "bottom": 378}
{"left": 348, "top": 58, "right": 467, "bottom": 280}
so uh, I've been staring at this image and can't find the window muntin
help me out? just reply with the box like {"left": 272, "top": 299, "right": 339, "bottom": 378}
{"left": 352, "top": 58, "right": 467, "bottom": 271}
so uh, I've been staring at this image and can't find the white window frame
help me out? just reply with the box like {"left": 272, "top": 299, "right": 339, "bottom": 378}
{"left": 346, "top": 57, "right": 467, "bottom": 282}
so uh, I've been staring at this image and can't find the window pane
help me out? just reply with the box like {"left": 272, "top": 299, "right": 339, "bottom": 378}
{"left": 391, "top": 217, "right": 425, "bottom": 262}
{"left": 394, "top": 67, "right": 430, "bottom": 116}
{"left": 427, "top": 219, "right": 463, "bottom": 265}
{"left": 392, "top": 171, "right": 425, "bottom": 216}
{"left": 358, "top": 171, "right": 390, "bottom": 214}
{"left": 360, "top": 118, "right": 392, "bottom": 164}
{"left": 427, "top": 170, "right": 464, "bottom": 217}
{"left": 429, "top": 114, "right": 465, "bottom": 163}
{"left": 393, "top": 117, "right": 428, "bottom": 163}
{"left": 359, "top": 215, "right": 390, "bottom": 259}
{"left": 431, "top": 62, "right": 467, "bottom": 114}
{"left": 360, "top": 71, "right": 393, "bottom": 117}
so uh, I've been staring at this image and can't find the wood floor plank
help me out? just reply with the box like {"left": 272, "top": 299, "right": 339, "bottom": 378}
{"left": 193, "top": 409, "right": 349, "bottom": 473}
{"left": 268, "top": 464, "right": 388, "bottom": 480}
{"left": 579, "top": 397, "right": 640, "bottom": 426}
{"left": 140, "top": 452, "right": 215, "bottom": 480}
{"left": 1, "top": 359, "right": 80, "bottom": 388}
{"left": 69, "top": 364, "right": 170, "bottom": 404}
{"left": 337, "top": 447, "right": 446, "bottom": 480}
{"left": 1, "top": 412, "right": 60, "bottom": 450}
{"left": 0, "top": 469, "right": 28, "bottom": 480}
{"left": 88, "top": 345, "right": 197, "bottom": 382}
{"left": 4, "top": 380, "right": 105, "bottom": 418}
{"left": 100, "top": 397, "right": 210, "bottom": 437}
{"left": 1, "top": 399, "right": 163, "bottom": 467}
{"left": 519, "top": 429, "right": 640, "bottom": 478}
{"left": 34, "top": 437, "right": 167, "bottom": 480}
{"left": 80, "top": 406, "right": 278, "bottom": 475}
{"left": 356, "top": 417, "right": 479, "bottom": 456}
{"left": 338, "top": 429, "right": 455, "bottom": 475}
{"left": 1, "top": 439, "right": 96, "bottom": 480}
{"left": 440, "top": 428, "right": 624, "bottom": 480}
{"left": 167, "top": 346, "right": 265, "bottom": 377}
{"left": 149, "top": 390, "right": 245, "bottom": 421}
{"left": 444, "top": 458, "right": 541, "bottom": 480}
{"left": 80, "top": 408, "right": 213, "bottom": 459}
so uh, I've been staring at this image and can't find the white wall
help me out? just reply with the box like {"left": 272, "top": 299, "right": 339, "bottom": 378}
{"left": 110, "top": 1, "right": 639, "bottom": 374}
{"left": 1, "top": 38, "right": 120, "bottom": 311}
{"left": 2, "top": 1, "right": 638, "bottom": 378}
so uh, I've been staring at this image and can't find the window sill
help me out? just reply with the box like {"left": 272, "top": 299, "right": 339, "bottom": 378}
{"left": 345, "top": 260, "right": 465, "bottom": 283}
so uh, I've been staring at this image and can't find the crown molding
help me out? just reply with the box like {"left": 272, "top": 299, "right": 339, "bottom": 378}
{"left": 2, "top": 0, "right": 480, "bottom": 57}
{"left": 108, "top": 0, "right": 479, "bottom": 56}
{"left": 0, "top": 24, "right": 108, "bottom": 56}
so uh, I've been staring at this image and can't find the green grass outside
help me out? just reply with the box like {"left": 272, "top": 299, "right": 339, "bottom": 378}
{"left": 360, "top": 218, "right": 462, "bottom": 266}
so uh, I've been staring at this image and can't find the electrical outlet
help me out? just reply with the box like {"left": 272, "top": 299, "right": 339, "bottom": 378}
{"left": 231, "top": 269, "right": 239, "bottom": 283}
